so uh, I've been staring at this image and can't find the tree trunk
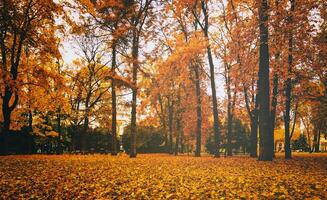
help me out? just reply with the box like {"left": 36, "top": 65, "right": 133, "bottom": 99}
{"left": 180, "top": 128, "right": 184, "bottom": 154}
{"left": 284, "top": 0, "right": 295, "bottom": 159}
{"left": 243, "top": 85, "right": 258, "bottom": 158}
{"left": 270, "top": 73, "right": 278, "bottom": 155}
{"left": 194, "top": 64, "right": 202, "bottom": 157}
{"left": 111, "top": 43, "right": 118, "bottom": 156}
{"left": 315, "top": 129, "right": 321, "bottom": 152}
{"left": 82, "top": 115, "right": 89, "bottom": 153}
{"left": 130, "top": 31, "right": 139, "bottom": 158}
{"left": 199, "top": 0, "right": 220, "bottom": 157}
{"left": 56, "top": 111, "right": 62, "bottom": 154}
{"left": 258, "top": 0, "right": 273, "bottom": 161}
{"left": 168, "top": 96, "right": 174, "bottom": 155}
{"left": 1, "top": 91, "right": 12, "bottom": 155}
{"left": 250, "top": 116, "right": 258, "bottom": 157}
{"left": 226, "top": 68, "right": 233, "bottom": 156}
{"left": 158, "top": 95, "right": 168, "bottom": 153}
{"left": 175, "top": 116, "right": 181, "bottom": 156}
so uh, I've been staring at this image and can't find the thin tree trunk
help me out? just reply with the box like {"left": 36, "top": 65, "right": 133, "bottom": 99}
{"left": 270, "top": 72, "right": 278, "bottom": 155}
{"left": 258, "top": 0, "right": 273, "bottom": 161}
{"left": 194, "top": 64, "right": 202, "bottom": 157}
{"left": 130, "top": 30, "right": 139, "bottom": 158}
{"left": 158, "top": 94, "right": 168, "bottom": 153}
{"left": 284, "top": 0, "right": 295, "bottom": 159}
{"left": 243, "top": 85, "right": 258, "bottom": 157}
{"left": 180, "top": 128, "right": 184, "bottom": 154}
{"left": 111, "top": 42, "right": 118, "bottom": 156}
{"left": 174, "top": 94, "right": 182, "bottom": 155}
{"left": 315, "top": 129, "right": 321, "bottom": 152}
{"left": 168, "top": 96, "right": 174, "bottom": 155}
{"left": 56, "top": 111, "right": 62, "bottom": 154}
{"left": 226, "top": 64, "right": 233, "bottom": 156}
{"left": 175, "top": 116, "right": 181, "bottom": 156}
{"left": 199, "top": 0, "right": 220, "bottom": 157}
{"left": 82, "top": 115, "right": 89, "bottom": 153}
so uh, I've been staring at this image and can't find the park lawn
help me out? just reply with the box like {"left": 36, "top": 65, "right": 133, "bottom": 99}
{"left": 0, "top": 153, "right": 326, "bottom": 199}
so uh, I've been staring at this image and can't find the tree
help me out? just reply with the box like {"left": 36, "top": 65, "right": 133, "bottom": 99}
{"left": 128, "top": 0, "right": 154, "bottom": 158}
{"left": 257, "top": 0, "right": 273, "bottom": 161}
{"left": 0, "top": 0, "right": 64, "bottom": 155}
{"left": 192, "top": 0, "right": 221, "bottom": 157}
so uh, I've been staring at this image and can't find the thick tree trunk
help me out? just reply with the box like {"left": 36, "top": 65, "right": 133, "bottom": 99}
{"left": 1, "top": 92, "right": 12, "bottom": 155}
{"left": 111, "top": 43, "right": 118, "bottom": 156}
{"left": 194, "top": 64, "right": 202, "bottom": 157}
{"left": 284, "top": 0, "right": 295, "bottom": 159}
{"left": 258, "top": 0, "right": 273, "bottom": 161}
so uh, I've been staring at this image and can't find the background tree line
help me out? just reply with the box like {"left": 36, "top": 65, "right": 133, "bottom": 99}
{"left": 0, "top": 0, "right": 326, "bottom": 160}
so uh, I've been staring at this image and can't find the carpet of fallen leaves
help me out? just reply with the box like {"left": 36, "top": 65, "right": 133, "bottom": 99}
{"left": 0, "top": 153, "right": 326, "bottom": 199}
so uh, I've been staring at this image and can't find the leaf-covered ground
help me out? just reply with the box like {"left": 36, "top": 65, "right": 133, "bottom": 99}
{"left": 0, "top": 153, "right": 326, "bottom": 199}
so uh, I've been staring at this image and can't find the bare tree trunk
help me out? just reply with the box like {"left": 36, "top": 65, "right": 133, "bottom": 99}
{"left": 284, "top": 0, "right": 295, "bottom": 159}
{"left": 198, "top": 0, "right": 221, "bottom": 157}
{"left": 130, "top": 30, "right": 139, "bottom": 158}
{"left": 226, "top": 64, "right": 233, "bottom": 156}
{"left": 82, "top": 114, "right": 89, "bottom": 153}
{"left": 315, "top": 129, "right": 321, "bottom": 152}
{"left": 194, "top": 64, "right": 202, "bottom": 157}
{"left": 250, "top": 118, "right": 258, "bottom": 157}
{"left": 56, "top": 111, "right": 62, "bottom": 154}
{"left": 175, "top": 116, "right": 181, "bottom": 156}
{"left": 243, "top": 85, "right": 258, "bottom": 157}
{"left": 270, "top": 72, "right": 279, "bottom": 155}
{"left": 1, "top": 93, "right": 12, "bottom": 155}
{"left": 168, "top": 96, "right": 174, "bottom": 155}
{"left": 111, "top": 42, "right": 118, "bottom": 156}
{"left": 258, "top": 0, "right": 273, "bottom": 161}
{"left": 180, "top": 128, "right": 184, "bottom": 154}
{"left": 158, "top": 95, "right": 168, "bottom": 153}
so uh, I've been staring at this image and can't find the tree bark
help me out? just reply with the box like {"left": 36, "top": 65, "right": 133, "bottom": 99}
{"left": 158, "top": 94, "right": 168, "bottom": 153}
{"left": 82, "top": 115, "right": 89, "bottom": 153}
{"left": 270, "top": 72, "right": 279, "bottom": 155}
{"left": 1, "top": 92, "right": 12, "bottom": 155}
{"left": 175, "top": 115, "right": 181, "bottom": 156}
{"left": 56, "top": 111, "right": 62, "bottom": 154}
{"left": 258, "top": 0, "right": 273, "bottom": 161}
{"left": 199, "top": 1, "right": 221, "bottom": 157}
{"left": 130, "top": 30, "right": 139, "bottom": 158}
{"left": 226, "top": 63, "right": 233, "bottom": 156}
{"left": 194, "top": 64, "right": 202, "bottom": 157}
{"left": 168, "top": 96, "right": 174, "bottom": 155}
{"left": 284, "top": 0, "right": 295, "bottom": 159}
{"left": 111, "top": 42, "right": 118, "bottom": 156}
{"left": 244, "top": 86, "right": 258, "bottom": 158}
